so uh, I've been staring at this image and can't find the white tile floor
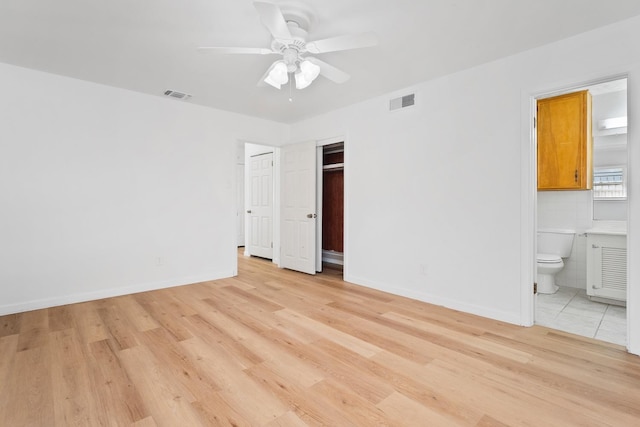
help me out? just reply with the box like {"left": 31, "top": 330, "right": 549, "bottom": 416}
{"left": 535, "top": 286, "right": 626, "bottom": 346}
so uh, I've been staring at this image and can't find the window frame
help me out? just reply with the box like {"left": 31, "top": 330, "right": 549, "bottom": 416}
{"left": 592, "top": 164, "right": 627, "bottom": 201}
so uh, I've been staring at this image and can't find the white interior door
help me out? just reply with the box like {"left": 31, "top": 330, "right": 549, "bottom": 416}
{"left": 248, "top": 153, "right": 273, "bottom": 259}
{"left": 281, "top": 141, "right": 316, "bottom": 274}
{"left": 236, "top": 164, "right": 245, "bottom": 247}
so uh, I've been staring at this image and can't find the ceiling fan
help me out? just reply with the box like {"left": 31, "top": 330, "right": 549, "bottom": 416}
{"left": 198, "top": 1, "right": 377, "bottom": 90}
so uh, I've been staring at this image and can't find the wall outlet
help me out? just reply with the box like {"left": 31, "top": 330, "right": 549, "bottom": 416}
{"left": 156, "top": 257, "right": 165, "bottom": 267}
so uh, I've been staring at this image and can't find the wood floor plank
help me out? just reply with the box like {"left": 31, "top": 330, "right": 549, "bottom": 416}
{"left": 383, "top": 311, "right": 535, "bottom": 364}
{"left": 423, "top": 358, "right": 610, "bottom": 427}
{"left": 133, "top": 297, "right": 193, "bottom": 342}
{"left": 117, "top": 344, "right": 205, "bottom": 427}
{"left": 265, "top": 410, "right": 308, "bottom": 427}
{"left": 377, "top": 390, "right": 470, "bottom": 426}
{"left": 260, "top": 327, "right": 393, "bottom": 404}
{"left": 275, "top": 307, "right": 384, "bottom": 358}
{"left": 96, "top": 304, "right": 140, "bottom": 351}
{"left": 131, "top": 417, "right": 159, "bottom": 427}
{"left": 218, "top": 284, "right": 285, "bottom": 312}
{"left": 115, "top": 295, "right": 160, "bottom": 332}
{"left": 304, "top": 302, "right": 435, "bottom": 364}
{"left": 184, "top": 313, "right": 264, "bottom": 369}
{"left": 48, "top": 304, "right": 75, "bottom": 332}
{"left": 138, "top": 326, "right": 222, "bottom": 397}
{"left": 179, "top": 336, "right": 288, "bottom": 425}
{"left": 68, "top": 301, "right": 109, "bottom": 344}
{"left": 88, "top": 339, "right": 149, "bottom": 425}
{"left": 0, "top": 335, "right": 19, "bottom": 396}
{"left": 49, "top": 329, "right": 98, "bottom": 426}
{"left": 0, "top": 312, "right": 22, "bottom": 337}
{"left": 1, "top": 251, "right": 640, "bottom": 426}
{"left": 203, "top": 294, "right": 274, "bottom": 335}
{"left": 308, "top": 377, "right": 392, "bottom": 426}
{"left": 2, "top": 345, "right": 54, "bottom": 426}
{"left": 16, "top": 309, "right": 49, "bottom": 351}
{"left": 189, "top": 392, "right": 253, "bottom": 427}
{"left": 475, "top": 415, "right": 512, "bottom": 427}
{"left": 363, "top": 347, "right": 486, "bottom": 425}
{"left": 196, "top": 302, "right": 327, "bottom": 389}
{"left": 244, "top": 361, "right": 358, "bottom": 426}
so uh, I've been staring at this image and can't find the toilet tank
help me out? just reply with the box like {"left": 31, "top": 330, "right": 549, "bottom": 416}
{"left": 537, "top": 229, "right": 575, "bottom": 258}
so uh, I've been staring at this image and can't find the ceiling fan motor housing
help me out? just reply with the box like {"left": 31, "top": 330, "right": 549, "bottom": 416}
{"left": 271, "top": 22, "right": 308, "bottom": 54}
{"left": 282, "top": 48, "right": 299, "bottom": 72}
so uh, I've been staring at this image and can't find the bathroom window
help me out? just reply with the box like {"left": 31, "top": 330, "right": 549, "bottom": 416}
{"left": 593, "top": 166, "right": 627, "bottom": 200}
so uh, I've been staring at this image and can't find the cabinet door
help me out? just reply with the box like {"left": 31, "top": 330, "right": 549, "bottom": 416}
{"left": 537, "top": 90, "right": 592, "bottom": 190}
{"left": 587, "top": 234, "right": 627, "bottom": 301}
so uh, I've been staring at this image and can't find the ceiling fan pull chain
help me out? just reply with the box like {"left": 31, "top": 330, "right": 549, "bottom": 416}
{"left": 289, "top": 75, "right": 293, "bottom": 102}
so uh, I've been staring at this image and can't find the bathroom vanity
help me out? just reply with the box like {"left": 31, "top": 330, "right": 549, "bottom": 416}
{"left": 586, "top": 221, "right": 627, "bottom": 304}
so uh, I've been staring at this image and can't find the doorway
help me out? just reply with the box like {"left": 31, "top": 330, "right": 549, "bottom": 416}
{"left": 533, "top": 77, "right": 628, "bottom": 346}
{"left": 247, "top": 151, "right": 274, "bottom": 260}
{"left": 242, "top": 139, "right": 346, "bottom": 275}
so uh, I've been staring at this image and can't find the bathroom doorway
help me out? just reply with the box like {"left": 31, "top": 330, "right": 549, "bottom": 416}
{"left": 533, "top": 77, "right": 628, "bottom": 346}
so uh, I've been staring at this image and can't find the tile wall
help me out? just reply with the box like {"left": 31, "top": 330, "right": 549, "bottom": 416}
{"left": 537, "top": 190, "right": 593, "bottom": 289}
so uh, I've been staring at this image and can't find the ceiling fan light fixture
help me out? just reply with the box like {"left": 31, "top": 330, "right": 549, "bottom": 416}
{"left": 264, "top": 61, "right": 289, "bottom": 89}
{"left": 295, "top": 60, "right": 320, "bottom": 89}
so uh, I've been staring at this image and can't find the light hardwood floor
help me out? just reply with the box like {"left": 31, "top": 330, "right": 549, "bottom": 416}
{"left": 2, "top": 253, "right": 640, "bottom": 426}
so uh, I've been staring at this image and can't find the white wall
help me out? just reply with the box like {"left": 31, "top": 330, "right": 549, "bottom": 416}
{"left": 0, "top": 62, "right": 287, "bottom": 315}
{"left": 289, "top": 15, "right": 640, "bottom": 353}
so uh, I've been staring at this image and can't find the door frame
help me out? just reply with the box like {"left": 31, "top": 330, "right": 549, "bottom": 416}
{"left": 521, "top": 72, "right": 636, "bottom": 353}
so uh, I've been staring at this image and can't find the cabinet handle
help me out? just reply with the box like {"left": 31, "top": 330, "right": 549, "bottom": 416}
{"left": 575, "top": 169, "right": 578, "bottom": 182}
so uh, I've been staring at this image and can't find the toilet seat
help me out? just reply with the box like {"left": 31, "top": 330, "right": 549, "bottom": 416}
{"left": 537, "top": 253, "right": 562, "bottom": 264}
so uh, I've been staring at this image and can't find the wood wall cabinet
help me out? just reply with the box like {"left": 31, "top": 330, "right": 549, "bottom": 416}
{"left": 537, "top": 90, "right": 592, "bottom": 190}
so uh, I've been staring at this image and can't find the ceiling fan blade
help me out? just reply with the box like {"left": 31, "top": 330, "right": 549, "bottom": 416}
{"left": 306, "top": 57, "right": 350, "bottom": 84}
{"left": 197, "top": 47, "right": 275, "bottom": 55}
{"left": 253, "top": 1, "right": 292, "bottom": 40}
{"left": 305, "top": 32, "right": 378, "bottom": 54}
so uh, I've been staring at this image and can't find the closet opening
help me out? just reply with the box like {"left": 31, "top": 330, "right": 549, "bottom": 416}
{"left": 321, "top": 142, "right": 344, "bottom": 274}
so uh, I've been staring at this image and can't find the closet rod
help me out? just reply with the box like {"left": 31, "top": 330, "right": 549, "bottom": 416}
{"left": 323, "top": 163, "right": 344, "bottom": 171}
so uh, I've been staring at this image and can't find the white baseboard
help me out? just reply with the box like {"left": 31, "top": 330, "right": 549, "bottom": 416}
{"left": 344, "top": 274, "right": 522, "bottom": 326}
{"left": 0, "top": 270, "right": 233, "bottom": 316}
{"left": 322, "top": 250, "right": 344, "bottom": 266}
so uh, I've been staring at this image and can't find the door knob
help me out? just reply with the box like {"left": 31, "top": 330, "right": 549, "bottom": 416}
{"left": 246, "top": 210, "right": 252, "bottom": 214}
{"left": 306, "top": 213, "right": 317, "bottom": 218}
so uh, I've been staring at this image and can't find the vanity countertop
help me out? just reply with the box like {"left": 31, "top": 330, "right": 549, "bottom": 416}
{"left": 586, "top": 221, "right": 627, "bottom": 236}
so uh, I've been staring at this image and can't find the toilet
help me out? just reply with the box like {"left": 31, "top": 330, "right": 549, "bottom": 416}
{"left": 537, "top": 229, "right": 575, "bottom": 294}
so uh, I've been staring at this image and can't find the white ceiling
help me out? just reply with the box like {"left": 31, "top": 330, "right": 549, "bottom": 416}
{"left": 2, "top": 0, "right": 640, "bottom": 124}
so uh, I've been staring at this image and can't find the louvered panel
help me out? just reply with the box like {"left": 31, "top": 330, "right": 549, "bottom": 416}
{"left": 601, "top": 247, "right": 627, "bottom": 291}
